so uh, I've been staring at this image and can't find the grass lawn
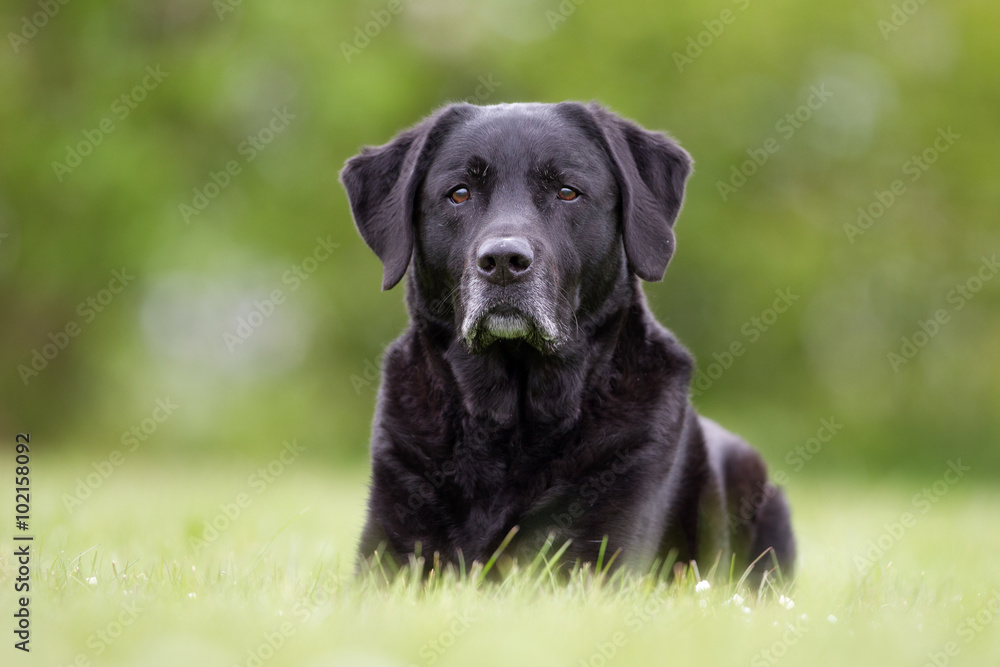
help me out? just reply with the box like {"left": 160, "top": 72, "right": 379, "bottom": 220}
{"left": 3, "top": 453, "right": 999, "bottom": 667}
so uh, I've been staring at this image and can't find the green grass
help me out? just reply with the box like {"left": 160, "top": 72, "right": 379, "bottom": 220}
{"left": 3, "top": 455, "right": 1000, "bottom": 667}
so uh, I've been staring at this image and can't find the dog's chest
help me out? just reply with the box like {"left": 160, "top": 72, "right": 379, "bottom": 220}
{"left": 437, "top": 425, "right": 614, "bottom": 561}
{"left": 435, "top": 430, "right": 549, "bottom": 552}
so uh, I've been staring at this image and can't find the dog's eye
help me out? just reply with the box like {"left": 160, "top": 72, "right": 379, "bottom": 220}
{"left": 449, "top": 187, "right": 470, "bottom": 204}
{"left": 557, "top": 187, "right": 579, "bottom": 201}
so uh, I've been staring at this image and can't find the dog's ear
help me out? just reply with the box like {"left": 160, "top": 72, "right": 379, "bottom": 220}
{"left": 561, "top": 102, "right": 693, "bottom": 282}
{"left": 340, "top": 106, "right": 470, "bottom": 290}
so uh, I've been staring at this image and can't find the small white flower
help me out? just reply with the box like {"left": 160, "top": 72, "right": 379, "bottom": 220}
{"left": 695, "top": 580, "right": 711, "bottom": 593}
{"left": 742, "top": 606, "right": 752, "bottom": 614}
{"left": 86, "top": 577, "right": 98, "bottom": 585}
{"left": 730, "top": 593, "right": 745, "bottom": 606}
{"left": 187, "top": 592, "right": 197, "bottom": 599}
{"left": 827, "top": 614, "right": 838, "bottom": 624}
{"left": 779, "top": 595, "right": 795, "bottom": 610}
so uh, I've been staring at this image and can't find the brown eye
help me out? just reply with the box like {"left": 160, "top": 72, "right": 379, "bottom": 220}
{"left": 557, "top": 187, "right": 579, "bottom": 201}
{"left": 450, "top": 186, "right": 470, "bottom": 204}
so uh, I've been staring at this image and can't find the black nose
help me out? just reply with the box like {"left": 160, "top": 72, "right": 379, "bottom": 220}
{"left": 476, "top": 236, "right": 534, "bottom": 284}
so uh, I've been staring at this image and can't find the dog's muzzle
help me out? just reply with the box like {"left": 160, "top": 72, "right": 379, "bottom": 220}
{"left": 458, "top": 235, "right": 564, "bottom": 352}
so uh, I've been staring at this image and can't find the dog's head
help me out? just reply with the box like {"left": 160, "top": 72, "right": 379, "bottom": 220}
{"left": 341, "top": 102, "right": 692, "bottom": 353}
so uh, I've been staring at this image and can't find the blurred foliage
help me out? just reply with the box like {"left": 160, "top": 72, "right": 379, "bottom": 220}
{"left": 1, "top": 0, "right": 997, "bottom": 476}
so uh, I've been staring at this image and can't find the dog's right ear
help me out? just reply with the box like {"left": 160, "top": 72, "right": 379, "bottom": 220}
{"left": 340, "top": 106, "right": 470, "bottom": 290}
{"left": 555, "top": 102, "right": 693, "bottom": 283}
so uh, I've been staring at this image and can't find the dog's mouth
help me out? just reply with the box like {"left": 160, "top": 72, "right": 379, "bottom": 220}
{"left": 461, "top": 304, "right": 559, "bottom": 353}
{"left": 482, "top": 309, "right": 533, "bottom": 339}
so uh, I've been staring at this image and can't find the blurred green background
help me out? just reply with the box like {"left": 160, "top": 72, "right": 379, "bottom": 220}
{"left": 1, "top": 0, "right": 997, "bottom": 478}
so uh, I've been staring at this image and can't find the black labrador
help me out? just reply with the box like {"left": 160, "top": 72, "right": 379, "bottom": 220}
{"left": 341, "top": 102, "right": 795, "bottom": 580}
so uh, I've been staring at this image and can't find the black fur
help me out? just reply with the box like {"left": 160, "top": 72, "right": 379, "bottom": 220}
{"left": 341, "top": 102, "right": 795, "bottom": 580}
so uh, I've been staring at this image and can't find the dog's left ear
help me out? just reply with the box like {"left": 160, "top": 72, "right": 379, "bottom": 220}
{"left": 560, "top": 102, "right": 693, "bottom": 282}
{"left": 341, "top": 105, "right": 470, "bottom": 290}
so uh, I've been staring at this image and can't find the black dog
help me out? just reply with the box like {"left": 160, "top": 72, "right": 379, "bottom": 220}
{"left": 341, "top": 102, "right": 794, "bottom": 580}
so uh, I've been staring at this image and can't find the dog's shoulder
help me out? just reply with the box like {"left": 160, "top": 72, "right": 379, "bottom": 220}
{"left": 607, "top": 295, "right": 695, "bottom": 400}
{"left": 372, "top": 328, "right": 457, "bottom": 455}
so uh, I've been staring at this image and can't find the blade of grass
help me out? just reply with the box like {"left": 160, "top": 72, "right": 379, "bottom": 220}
{"left": 476, "top": 526, "right": 519, "bottom": 586}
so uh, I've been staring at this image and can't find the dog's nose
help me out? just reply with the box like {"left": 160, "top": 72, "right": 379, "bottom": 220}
{"left": 476, "top": 236, "right": 534, "bottom": 284}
